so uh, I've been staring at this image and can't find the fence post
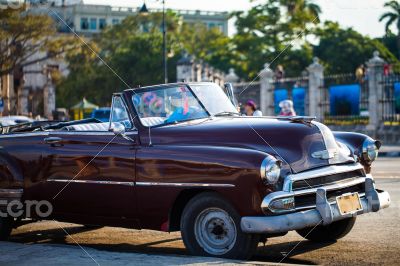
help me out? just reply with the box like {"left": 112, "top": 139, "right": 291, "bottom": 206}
{"left": 43, "top": 71, "right": 55, "bottom": 120}
{"left": 259, "top": 63, "right": 274, "bottom": 116}
{"left": 225, "top": 68, "right": 239, "bottom": 83}
{"left": 307, "top": 57, "right": 324, "bottom": 120}
{"left": 366, "top": 51, "right": 385, "bottom": 136}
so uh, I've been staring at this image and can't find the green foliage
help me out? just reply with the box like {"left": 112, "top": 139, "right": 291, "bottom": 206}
{"left": 377, "top": 32, "right": 399, "bottom": 57}
{"left": 379, "top": 0, "right": 400, "bottom": 59}
{"left": 57, "top": 13, "right": 182, "bottom": 107}
{"left": 314, "top": 21, "right": 399, "bottom": 74}
{"left": 180, "top": 23, "right": 234, "bottom": 73}
{"left": 230, "top": 0, "right": 321, "bottom": 79}
{"left": 0, "top": 5, "right": 76, "bottom": 76}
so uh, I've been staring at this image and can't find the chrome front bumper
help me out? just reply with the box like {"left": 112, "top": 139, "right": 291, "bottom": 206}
{"left": 241, "top": 176, "right": 390, "bottom": 234}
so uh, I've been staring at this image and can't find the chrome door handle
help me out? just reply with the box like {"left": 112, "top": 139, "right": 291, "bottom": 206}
{"left": 44, "top": 137, "right": 63, "bottom": 145}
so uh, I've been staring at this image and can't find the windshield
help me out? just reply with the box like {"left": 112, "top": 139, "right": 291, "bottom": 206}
{"left": 189, "top": 83, "right": 238, "bottom": 115}
{"left": 132, "top": 83, "right": 238, "bottom": 127}
{"left": 132, "top": 85, "right": 209, "bottom": 127}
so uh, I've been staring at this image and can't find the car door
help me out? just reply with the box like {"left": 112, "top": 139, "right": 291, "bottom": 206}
{"left": 42, "top": 95, "right": 138, "bottom": 227}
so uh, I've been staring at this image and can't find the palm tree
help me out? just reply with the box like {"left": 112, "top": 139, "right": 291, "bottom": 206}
{"left": 379, "top": 0, "right": 400, "bottom": 59}
{"left": 280, "top": 0, "right": 321, "bottom": 22}
{"left": 279, "top": 0, "right": 321, "bottom": 41}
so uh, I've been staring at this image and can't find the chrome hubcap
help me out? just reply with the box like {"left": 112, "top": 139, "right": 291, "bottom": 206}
{"left": 194, "top": 208, "right": 237, "bottom": 255}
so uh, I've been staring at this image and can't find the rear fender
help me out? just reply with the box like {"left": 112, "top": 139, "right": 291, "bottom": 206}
{"left": 0, "top": 150, "right": 23, "bottom": 189}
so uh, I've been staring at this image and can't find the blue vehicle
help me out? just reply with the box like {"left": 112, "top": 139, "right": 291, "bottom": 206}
{"left": 91, "top": 108, "right": 111, "bottom": 122}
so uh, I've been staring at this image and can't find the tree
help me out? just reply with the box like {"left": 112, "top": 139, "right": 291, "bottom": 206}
{"left": 314, "top": 21, "right": 399, "bottom": 74}
{"left": 376, "top": 31, "right": 399, "bottom": 59}
{"left": 231, "top": 0, "right": 318, "bottom": 79}
{"left": 57, "top": 12, "right": 183, "bottom": 107}
{"left": 0, "top": 6, "right": 75, "bottom": 77}
{"left": 279, "top": 0, "right": 321, "bottom": 38}
{"left": 180, "top": 23, "right": 234, "bottom": 73}
{"left": 379, "top": 0, "right": 400, "bottom": 59}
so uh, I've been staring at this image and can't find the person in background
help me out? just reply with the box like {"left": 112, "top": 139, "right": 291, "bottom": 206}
{"left": 244, "top": 100, "right": 263, "bottom": 116}
{"left": 275, "top": 65, "right": 285, "bottom": 82}
{"left": 279, "top": 100, "right": 296, "bottom": 116}
{"left": 355, "top": 64, "right": 364, "bottom": 83}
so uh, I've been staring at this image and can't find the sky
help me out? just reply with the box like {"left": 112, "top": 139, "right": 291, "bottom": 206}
{"left": 82, "top": 0, "right": 393, "bottom": 38}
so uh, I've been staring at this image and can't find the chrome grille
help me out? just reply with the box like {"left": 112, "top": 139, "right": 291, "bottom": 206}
{"left": 294, "top": 183, "right": 365, "bottom": 210}
{"left": 292, "top": 169, "right": 364, "bottom": 190}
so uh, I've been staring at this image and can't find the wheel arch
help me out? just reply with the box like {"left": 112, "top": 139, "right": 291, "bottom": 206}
{"left": 168, "top": 189, "right": 236, "bottom": 232}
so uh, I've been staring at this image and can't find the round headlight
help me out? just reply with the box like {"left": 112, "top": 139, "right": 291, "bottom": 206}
{"left": 362, "top": 138, "right": 380, "bottom": 163}
{"left": 260, "top": 156, "right": 281, "bottom": 185}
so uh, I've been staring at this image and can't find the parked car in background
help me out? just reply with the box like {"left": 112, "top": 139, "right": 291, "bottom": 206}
{"left": 0, "top": 82, "right": 391, "bottom": 260}
{"left": 91, "top": 107, "right": 111, "bottom": 122}
{"left": 0, "top": 116, "right": 34, "bottom": 127}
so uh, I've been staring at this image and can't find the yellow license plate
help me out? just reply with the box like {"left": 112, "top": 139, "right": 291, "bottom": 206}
{"left": 336, "top": 192, "right": 363, "bottom": 215}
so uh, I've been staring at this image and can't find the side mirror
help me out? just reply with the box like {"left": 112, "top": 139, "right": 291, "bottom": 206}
{"left": 224, "top": 83, "right": 238, "bottom": 108}
{"left": 110, "top": 122, "right": 135, "bottom": 143}
{"left": 110, "top": 122, "right": 126, "bottom": 135}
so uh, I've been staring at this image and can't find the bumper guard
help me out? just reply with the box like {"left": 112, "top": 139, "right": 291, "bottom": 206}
{"left": 241, "top": 177, "right": 390, "bottom": 234}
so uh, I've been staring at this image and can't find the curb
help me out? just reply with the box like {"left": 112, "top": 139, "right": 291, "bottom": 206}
{"left": 0, "top": 242, "right": 304, "bottom": 266}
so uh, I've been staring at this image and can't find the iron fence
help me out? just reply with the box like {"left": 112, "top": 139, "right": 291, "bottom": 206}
{"left": 234, "top": 81, "right": 261, "bottom": 109}
{"left": 273, "top": 76, "right": 309, "bottom": 116}
{"left": 320, "top": 73, "right": 369, "bottom": 125}
{"left": 381, "top": 73, "right": 400, "bottom": 125}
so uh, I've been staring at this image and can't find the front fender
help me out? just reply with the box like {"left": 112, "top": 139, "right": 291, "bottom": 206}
{"left": 333, "top": 131, "right": 381, "bottom": 171}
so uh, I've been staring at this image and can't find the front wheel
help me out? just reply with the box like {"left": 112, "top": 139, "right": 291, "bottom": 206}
{"left": 296, "top": 217, "right": 356, "bottom": 242}
{"left": 180, "top": 192, "right": 259, "bottom": 260}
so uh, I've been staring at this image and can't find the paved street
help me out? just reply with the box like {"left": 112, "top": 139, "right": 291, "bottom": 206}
{"left": 2, "top": 158, "right": 399, "bottom": 265}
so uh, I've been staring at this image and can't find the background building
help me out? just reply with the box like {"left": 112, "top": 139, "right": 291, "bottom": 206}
{"left": 30, "top": 1, "right": 229, "bottom": 36}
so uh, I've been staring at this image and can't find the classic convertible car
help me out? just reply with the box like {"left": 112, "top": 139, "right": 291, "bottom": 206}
{"left": 0, "top": 82, "right": 391, "bottom": 259}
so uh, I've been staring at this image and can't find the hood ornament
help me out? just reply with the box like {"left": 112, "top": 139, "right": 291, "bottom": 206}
{"left": 312, "top": 149, "right": 337, "bottom": 160}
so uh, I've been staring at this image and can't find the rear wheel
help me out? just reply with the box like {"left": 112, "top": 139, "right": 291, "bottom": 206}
{"left": 0, "top": 217, "right": 14, "bottom": 240}
{"left": 296, "top": 217, "right": 356, "bottom": 242}
{"left": 180, "top": 192, "right": 259, "bottom": 259}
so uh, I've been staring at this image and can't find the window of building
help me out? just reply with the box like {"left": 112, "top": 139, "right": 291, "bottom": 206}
{"left": 80, "top": 17, "right": 89, "bottom": 30}
{"left": 112, "top": 18, "right": 120, "bottom": 25}
{"left": 90, "top": 18, "right": 97, "bottom": 30}
{"left": 99, "top": 18, "right": 107, "bottom": 30}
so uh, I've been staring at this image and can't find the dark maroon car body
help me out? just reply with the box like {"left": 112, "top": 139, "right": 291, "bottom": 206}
{"left": 0, "top": 82, "right": 390, "bottom": 259}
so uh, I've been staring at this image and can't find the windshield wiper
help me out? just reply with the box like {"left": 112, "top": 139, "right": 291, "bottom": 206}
{"left": 213, "top": 112, "right": 241, "bottom": 117}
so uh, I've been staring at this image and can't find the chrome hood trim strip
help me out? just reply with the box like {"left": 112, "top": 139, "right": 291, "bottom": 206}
{"left": 311, "top": 121, "right": 354, "bottom": 165}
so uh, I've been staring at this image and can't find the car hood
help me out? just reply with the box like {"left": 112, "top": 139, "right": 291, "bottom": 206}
{"left": 149, "top": 117, "right": 354, "bottom": 173}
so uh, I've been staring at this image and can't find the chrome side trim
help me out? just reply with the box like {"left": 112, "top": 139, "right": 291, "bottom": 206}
{"left": 0, "top": 131, "right": 138, "bottom": 138}
{"left": 0, "top": 132, "right": 50, "bottom": 138}
{"left": 283, "top": 163, "right": 364, "bottom": 191}
{"left": 48, "top": 179, "right": 135, "bottom": 186}
{"left": 47, "top": 179, "right": 235, "bottom": 188}
{"left": 136, "top": 182, "right": 235, "bottom": 188}
{"left": 0, "top": 188, "right": 23, "bottom": 198}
